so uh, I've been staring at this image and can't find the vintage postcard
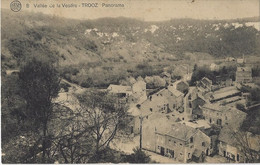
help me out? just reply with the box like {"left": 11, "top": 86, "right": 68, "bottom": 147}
{"left": 1, "top": 0, "right": 260, "bottom": 163}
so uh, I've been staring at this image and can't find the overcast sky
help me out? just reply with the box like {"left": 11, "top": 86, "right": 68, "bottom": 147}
{"left": 1, "top": 0, "right": 259, "bottom": 21}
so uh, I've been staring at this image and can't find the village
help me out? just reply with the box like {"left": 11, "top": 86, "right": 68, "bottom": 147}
{"left": 4, "top": 55, "right": 260, "bottom": 163}
{"left": 105, "top": 56, "right": 260, "bottom": 163}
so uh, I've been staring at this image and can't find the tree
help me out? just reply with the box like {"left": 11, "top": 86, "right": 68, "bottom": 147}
{"left": 76, "top": 90, "right": 127, "bottom": 162}
{"left": 230, "top": 130, "right": 260, "bottom": 163}
{"left": 128, "top": 147, "right": 151, "bottom": 163}
{"left": 19, "top": 57, "right": 60, "bottom": 163}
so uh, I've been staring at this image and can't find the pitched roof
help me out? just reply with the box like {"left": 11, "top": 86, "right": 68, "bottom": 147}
{"left": 156, "top": 122, "right": 198, "bottom": 141}
{"left": 211, "top": 86, "right": 240, "bottom": 101}
{"left": 167, "top": 86, "right": 184, "bottom": 97}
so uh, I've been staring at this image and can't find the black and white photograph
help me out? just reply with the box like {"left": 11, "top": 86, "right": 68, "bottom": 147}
{"left": 1, "top": 0, "right": 260, "bottom": 163}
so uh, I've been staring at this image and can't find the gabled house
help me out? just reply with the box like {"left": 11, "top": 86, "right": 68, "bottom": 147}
{"left": 236, "top": 67, "right": 252, "bottom": 84}
{"left": 139, "top": 86, "right": 184, "bottom": 115}
{"left": 142, "top": 117, "right": 211, "bottom": 163}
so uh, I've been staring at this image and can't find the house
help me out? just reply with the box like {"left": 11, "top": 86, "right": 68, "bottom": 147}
{"left": 218, "top": 127, "right": 260, "bottom": 163}
{"left": 184, "top": 87, "right": 206, "bottom": 120}
{"left": 107, "top": 80, "right": 147, "bottom": 104}
{"left": 127, "top": 105, "right": 141, "bottom": 135}
{"left": 199, "top": 103, "right": 247, "bottom": 129}
{"left": 142, "top": 117, "right": 211, "bottom": 163}
{"left": 197, "top": 77, "right": 212, "bottom": 94}
{"left": 139, "top": 86, "right": 184, "bottom": 115}
{"left": 210, "top": 63, "right": 220, "bottom": 71}
{"left": 107, "top": 84, "right": 132, "bottom": 96}
{"left": 235, "top": 67, "right": 252, "bottom": 83}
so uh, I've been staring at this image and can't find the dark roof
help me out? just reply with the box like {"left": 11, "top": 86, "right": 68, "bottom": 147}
{"left": 192, "top": 107, "right": 203, "bottom": 115}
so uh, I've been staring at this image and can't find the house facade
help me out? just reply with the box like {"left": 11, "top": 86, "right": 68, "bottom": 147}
{"left": 200, "top": 103, "right": 247, "bottom": 129}
{"left": 142, "top": 118, "right": 211, "bottom": 163}
{"left": 235, "top": 67, "right": 252, "bottom": 83}
{"left": 139, "top": 86, "right": 184, "bottom": 115}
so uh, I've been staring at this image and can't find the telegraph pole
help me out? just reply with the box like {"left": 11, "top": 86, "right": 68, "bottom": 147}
{"left": 139, "top": 116, "right": 143, "bottom": 150}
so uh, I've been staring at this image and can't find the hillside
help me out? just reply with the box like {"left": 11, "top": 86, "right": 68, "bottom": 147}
{"left": 1, "top": 9, "right": 260, "bottom": 87}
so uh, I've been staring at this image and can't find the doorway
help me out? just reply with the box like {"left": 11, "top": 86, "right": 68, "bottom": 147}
{"left": 160, "top": 147, "right": 165, "bottom": 156}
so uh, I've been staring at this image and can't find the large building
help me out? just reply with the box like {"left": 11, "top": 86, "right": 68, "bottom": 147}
{"left": 199, "top": 103, "right": 247, "bottom": 129}
{"left": 142, "top": 117, "right": 211, "bottom": 163}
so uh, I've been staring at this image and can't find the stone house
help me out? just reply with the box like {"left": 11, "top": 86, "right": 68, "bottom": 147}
{"left": 139, "top": 86, "right": 184, "bottom": 114}
{"left": 184, "top": 87, "right": 206, "bottom": 120}
{"left": 199, "top": 103, "right": 247, "bottom": 129}
{"left": 142, "top": 117, "right": 211, "bottom": 163}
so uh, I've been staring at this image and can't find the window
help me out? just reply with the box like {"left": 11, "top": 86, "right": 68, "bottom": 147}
{"left": 180, "top": 143, "right": 182, "bottom": 146}
{"left": 150, "top": 108, "right": 153, "bottom": 112}
{"left": 237, "top": 154, "right": 240, "bottom": 161}
{"left": 202, "top": 142, "right": 205, "bottom": 147}
{"left": 190, "top": 137, "right": 194, "bottom": 143}
{"left": 158, "top": 146, "right": 160, "bottom": 149}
